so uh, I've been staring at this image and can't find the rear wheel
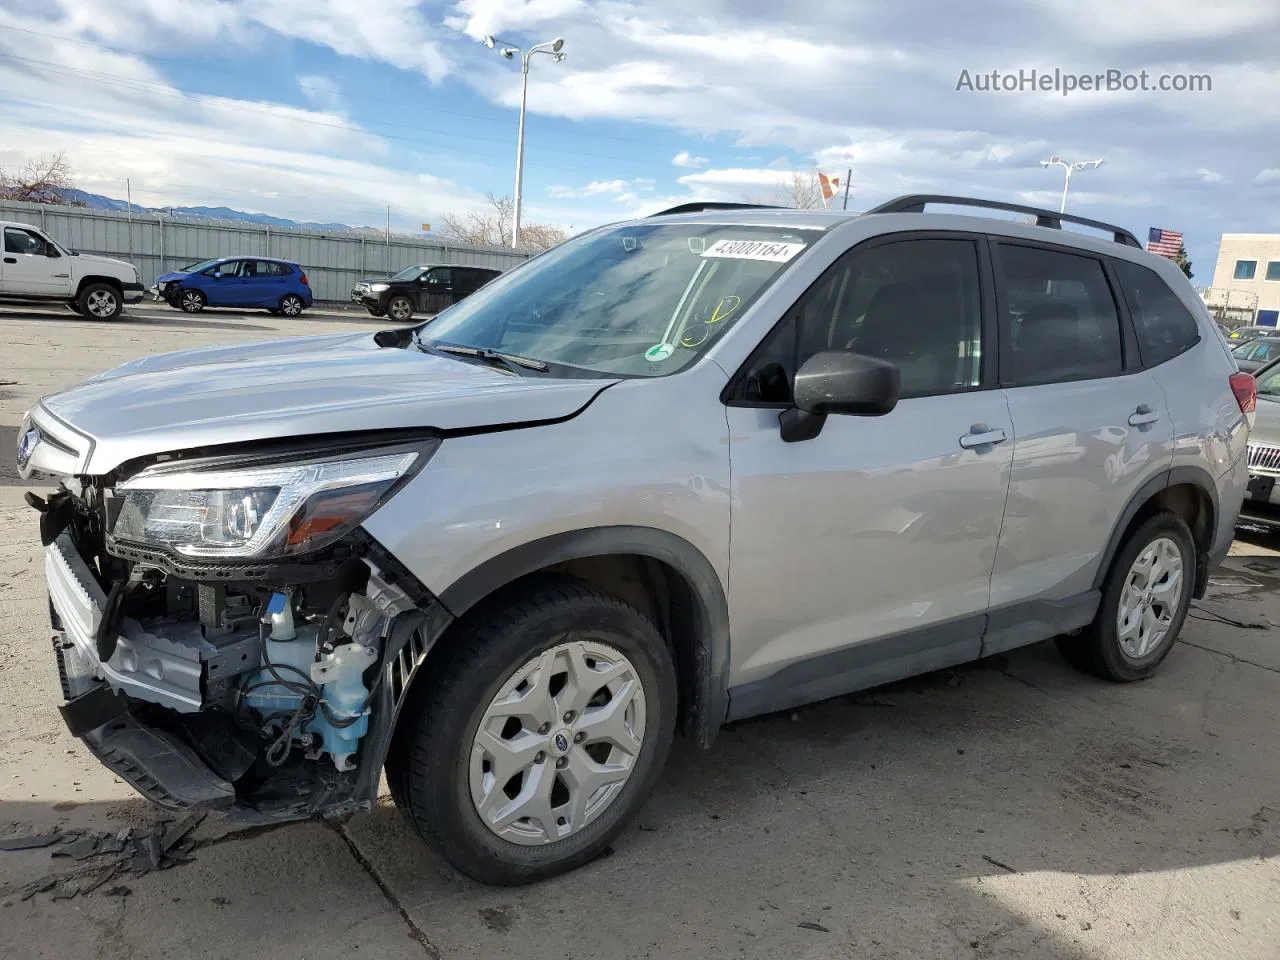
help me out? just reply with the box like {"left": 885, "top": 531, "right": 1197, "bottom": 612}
{"left": 279, "top": 294, "right": 305, "bottom": 317}
{"left": 178, "top": 289, "right": 206, "bottom": 313}
{"left": 390, "top": 579, "right": 677, "bottom": 885}
{"left": 387, "top": 295, "right": 414, "bottom": 322}
{"left": 1055, "top": 512, "right": 1195, "bottom": 681}
{"left": 77, "top": 282, "right": 122, "bottom": 320}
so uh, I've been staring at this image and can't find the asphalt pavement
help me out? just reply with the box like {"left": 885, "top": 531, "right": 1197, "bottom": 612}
{"left": 2, "top": 305, "right": 1279, "bottom": 959}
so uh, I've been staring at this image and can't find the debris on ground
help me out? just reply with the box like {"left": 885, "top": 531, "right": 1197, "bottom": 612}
{"left": 0, "top": 832, "right": 62, "bottom": 852}
{"left": 982, "top": 854, "right": 1018, "bottom": 874}
{"left": 798, "top": 921, "right": 830, "bottom": 932}
{"left": 4, "top": 814, "right": 205, "bottom": 902}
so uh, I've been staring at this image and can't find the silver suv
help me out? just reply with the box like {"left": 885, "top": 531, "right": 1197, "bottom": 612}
{"left": 17, "top": 195, "right": 1252, "bottom": 885}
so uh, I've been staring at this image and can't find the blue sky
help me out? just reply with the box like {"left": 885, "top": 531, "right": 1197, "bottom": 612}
{"left": 1, "top": 0, "right": 1278, "bottom": 278}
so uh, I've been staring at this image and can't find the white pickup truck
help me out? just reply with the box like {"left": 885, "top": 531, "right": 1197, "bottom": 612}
{"left": 1, "top": 220, "right": 144, "bottom": 320}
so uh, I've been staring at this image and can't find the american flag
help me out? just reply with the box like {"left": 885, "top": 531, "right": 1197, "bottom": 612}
{"left": 1147, "top": 227, "right": 1184, "bottom": 258}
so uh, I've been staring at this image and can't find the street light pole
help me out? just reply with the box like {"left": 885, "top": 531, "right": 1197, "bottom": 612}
{"left": 1040, "top": 155, "right": 1105, "bottom": 213}
{"left": 484, "top": 35, "right": 566, "bottom": 249}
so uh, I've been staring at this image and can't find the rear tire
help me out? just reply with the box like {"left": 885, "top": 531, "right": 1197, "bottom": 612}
{"left": 178, "top": 289, "right": 206, "bottom": 313}
{"left": 387, "top": 295, "right": 414, "bottom": 322}
{"left": 1056, "top": 512, "right": 1195, "bottom": 682}
{"left": 77, "top": 282, "right": 122, "bottom": 320}
{"left": 389, "top": 579, "right": 677, "bottom": 885}
{"left": 279, "top": 294, "right": 305, "bottom": 317}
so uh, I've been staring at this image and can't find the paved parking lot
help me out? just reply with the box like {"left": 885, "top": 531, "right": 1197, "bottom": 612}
{"left": 2, "top": 305, "right": 1279, "bottom": 959}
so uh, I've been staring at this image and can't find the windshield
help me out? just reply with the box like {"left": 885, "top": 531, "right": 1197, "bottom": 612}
{"left": 416, "top": 223, "right": 821, "bottom": 377}
{"left": 181, "top": 257, "right": 223, "bottom": 273}
{"left": 392, "top": 265, "right": 428, "bottom": 281}
{"left": 1232, "top": 342, "right": 1256, "bottom": 358}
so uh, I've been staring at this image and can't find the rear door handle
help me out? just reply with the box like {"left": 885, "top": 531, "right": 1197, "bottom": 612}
{"left": 1129, "top": 404, "right": 1160, "bottom": 427}
{"left": 959, "top": 425, "right": 1008, "bottom": 449}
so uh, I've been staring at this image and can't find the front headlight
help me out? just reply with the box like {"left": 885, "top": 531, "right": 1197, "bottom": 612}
{"left": 112, "top": 442, "right": 436, "bottom": 559}
{"left": 369, "top": 283, "right": 390, "bottom": 292}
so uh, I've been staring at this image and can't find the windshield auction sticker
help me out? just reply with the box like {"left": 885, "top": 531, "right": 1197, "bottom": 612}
{"left": 700, "top": 239, "right": 807, "bottom": 263}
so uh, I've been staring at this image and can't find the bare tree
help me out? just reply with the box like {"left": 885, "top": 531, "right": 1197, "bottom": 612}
{"left": 769, "top": 171, "right": 823, "bottom": 210}
{"left": 0, "top": 152, "right": 84, "bottom": 205}
{"left": 439, "top": 193, "right": 566, "bottom": 251}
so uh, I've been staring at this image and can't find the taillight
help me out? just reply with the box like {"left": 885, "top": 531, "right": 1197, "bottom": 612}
{"left": 1230, "top": 371, "right": 1256, "bottom": 426}
{"left": 299, "top": 272, "right": 309, "bottom": 286}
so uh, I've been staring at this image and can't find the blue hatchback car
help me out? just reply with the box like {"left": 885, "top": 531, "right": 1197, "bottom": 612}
{"left": 154, "top": 257, "right": 314, "bottom": 316}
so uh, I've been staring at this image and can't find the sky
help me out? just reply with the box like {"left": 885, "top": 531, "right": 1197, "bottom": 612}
{"left": 1, "top": 0, "right": 1278, "bottom": 279}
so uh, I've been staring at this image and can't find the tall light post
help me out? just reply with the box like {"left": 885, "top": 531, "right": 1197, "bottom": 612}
{"left": 484, "top": 34, "right": 566, "bottom": 249}
{"left": 1040, "top": 156, "right": 1104, "bottom": 213}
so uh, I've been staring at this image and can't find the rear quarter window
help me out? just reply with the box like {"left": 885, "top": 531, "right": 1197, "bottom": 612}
{"left": 1112, "top": 259, "right": 1201, "bottom": 367}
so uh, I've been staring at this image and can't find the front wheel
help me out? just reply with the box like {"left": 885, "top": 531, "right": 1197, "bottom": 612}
{"left": 1056, "top": 511, "right": 1195, "bottom": 681}
{"left": 279, "top": 294, "right": 305, "bottom": 317}
{"left": 178, "top": 289, "right": 206, "bottom": 313}
{"left": 77, "top": 282, "right": 122, "bottom": 320}
{"left": 386, "top": 295, "right": 414, "bottom": 322}
{"left": 390, "top": 580, "right": 677, "bottom": 885}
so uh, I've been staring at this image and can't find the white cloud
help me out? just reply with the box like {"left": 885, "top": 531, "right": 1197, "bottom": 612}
{"left": 297, "top": 75, "right": 344, "bottom": 114}
{"left": 1196, "top": 168, "right": 1226, "bottom": 185}
{"left": 547, "top": 178, "right": 654, "bottom": 199}
{"left": 672, "top": 151, "right": 709, "bottom": 168}
{"left": 1255, "top": 169, "right": 1280, "bottom": 184}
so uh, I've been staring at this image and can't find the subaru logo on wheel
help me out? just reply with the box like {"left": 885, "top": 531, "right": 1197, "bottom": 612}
{"left": 553, "top": 732, "right": 569, "bottom": 753}
{"left": 15, "top": 424, "right": 40, "bottom": 470}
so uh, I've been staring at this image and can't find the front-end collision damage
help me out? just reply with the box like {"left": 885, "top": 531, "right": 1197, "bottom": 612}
{"left": 34, "top": 466, "right": 454, "bottom": 825}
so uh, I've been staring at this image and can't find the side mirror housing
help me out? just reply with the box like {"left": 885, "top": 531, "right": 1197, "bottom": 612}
{"left": 780, "top": 350, "right": 900, "bottom": 443}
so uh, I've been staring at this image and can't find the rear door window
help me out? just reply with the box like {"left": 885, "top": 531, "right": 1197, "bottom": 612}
{"left": 1111, "top": 259, "right": 1201, "bottom": 366}
{"left": 995, "top": 243, "right": 1123, "bottom": 385}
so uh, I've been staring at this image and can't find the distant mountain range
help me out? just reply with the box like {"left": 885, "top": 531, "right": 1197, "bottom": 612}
{"left": 62, "top": 189, "right": 367, "bottom": 233}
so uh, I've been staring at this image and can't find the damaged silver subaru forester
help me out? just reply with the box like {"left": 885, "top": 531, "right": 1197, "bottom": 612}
{"left": 17, "top": 197, "right": 1250, "bottom": 885}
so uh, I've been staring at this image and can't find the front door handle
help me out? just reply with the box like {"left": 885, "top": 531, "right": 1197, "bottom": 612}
{"left": 3, "top": 257, "right": 15, "bottom": 264}
{"left": 959, "top": 425, "right": 1008, "bottom": 449}
{"left": 52, "top": 273, "right": 69, "bottom": 278}
{"left": 1128, "top": 404, "right": 1160, "bottom": 427}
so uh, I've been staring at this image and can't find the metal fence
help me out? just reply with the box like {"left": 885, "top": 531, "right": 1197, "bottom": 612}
{"left": 0, "top": 199, "right": 530, "bottom": 303}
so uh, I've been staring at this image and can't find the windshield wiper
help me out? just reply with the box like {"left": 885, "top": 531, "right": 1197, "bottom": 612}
{"left": 432, "top": 343, "right": 549, "bottom": 374}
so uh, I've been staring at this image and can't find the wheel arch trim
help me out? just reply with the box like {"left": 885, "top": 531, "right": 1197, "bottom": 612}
{"left": 1091, "top": 465, "right": 1220, "bottom": 599}
{"left": 437, "top": 526, "right": 731, "bottom": 748}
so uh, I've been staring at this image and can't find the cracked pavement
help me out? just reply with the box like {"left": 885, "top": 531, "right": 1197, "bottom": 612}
{"left": 2, "top": 308, "right": 1280, "bottom": 958}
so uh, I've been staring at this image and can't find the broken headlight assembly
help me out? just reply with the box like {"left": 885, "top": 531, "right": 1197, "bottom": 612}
{"left": 110, "top": 441, "right": 437, "bottom": 560}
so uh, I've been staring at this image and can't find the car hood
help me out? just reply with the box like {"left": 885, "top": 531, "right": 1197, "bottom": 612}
{"left": 154, "top": 271, "right": 192, "bottom": 283}
{"left": 29, "top": 332, "right": 616, "bottom": 475}
{"left": 76, "top": 252, "right": 135, "bottom": 273}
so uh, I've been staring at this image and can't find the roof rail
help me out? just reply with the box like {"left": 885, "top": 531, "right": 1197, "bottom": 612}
{"left": 865, "top": 194, "right": 1142, "bottom": 248}
{"left": 648, "top": 202, "right": 782, "bottom": 217}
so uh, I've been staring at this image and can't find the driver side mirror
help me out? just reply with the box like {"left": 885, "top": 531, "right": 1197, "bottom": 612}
{"left": 779, "top": 350, "right": 900, "bottom": 443}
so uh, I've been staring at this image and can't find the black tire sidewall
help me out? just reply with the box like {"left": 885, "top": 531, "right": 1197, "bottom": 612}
{"left": 78, "top": 283, "right": 121, "bottom": 320}
{"left": 403, "top": 584, "right": 677, "bottom": 885}
{"left": 1094, "top": 512, "right": 1196, "bottom": 681}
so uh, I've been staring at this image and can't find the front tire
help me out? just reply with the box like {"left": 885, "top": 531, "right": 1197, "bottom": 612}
{"left": 178, "top": 289, "right": 206, "bottom": 313}
{"left": 391, "top": 580, "right": 677, "bottom": 885}
{"left": 279, "top": 294, "right": 305, "bottom": 317}
{"left": 1056, "top": 512, "right": 1195, "bottom": 682}
{"left": 386, "top": 295, "right": 414, "bottom": 322}
{"left": 77, "top": 282, "right": 122, "bottom": 320}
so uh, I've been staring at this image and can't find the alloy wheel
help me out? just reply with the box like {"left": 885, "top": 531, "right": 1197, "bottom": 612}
{"left": 1116, "top": 536, "right": 1184, "bottom": 660}
{"left": 389, "top": 298, "right": 413, "bottom": 321}
{"left": 281, "top": 296, "right": 303, "bottom": 316}
{"left": 181, "top": 291, "right": 203, "bottom": 312}
{"left": 86, "top": 289, "right": 118, "bottom": 318}
{"left": 469, "top": 638, "right": 646, "bottom": 846}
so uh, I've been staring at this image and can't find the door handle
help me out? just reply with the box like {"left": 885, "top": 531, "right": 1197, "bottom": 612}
{"left": 3, "top": 257, "right": 14, "bottom": 264}
{"left": 1128, "top": 404, "right": 1160, "bottom": 427}
{"left": 52, "top": 273, "right": 69, "bottom": 278}
{"left": 959, "top": 425, "right": 1008, "bottom": 449}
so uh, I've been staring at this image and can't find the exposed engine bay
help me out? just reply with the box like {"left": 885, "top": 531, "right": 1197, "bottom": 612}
{"left": 34, "top": 472, "right": 448, "bottom": 822}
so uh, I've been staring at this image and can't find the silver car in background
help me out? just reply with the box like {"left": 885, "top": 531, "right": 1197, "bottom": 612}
{"left": 16, "top": 195, "right": 1250, "bottom": 885}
